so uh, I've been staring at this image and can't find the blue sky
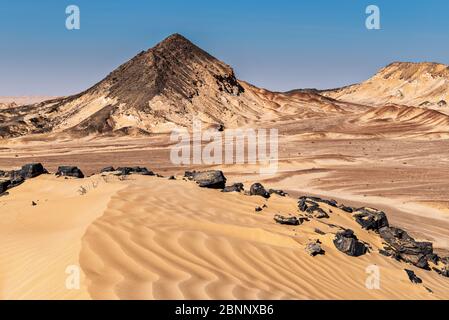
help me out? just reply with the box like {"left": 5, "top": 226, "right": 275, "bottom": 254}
{"left": 0, "top": 0, "right": 448, "bottom": 95}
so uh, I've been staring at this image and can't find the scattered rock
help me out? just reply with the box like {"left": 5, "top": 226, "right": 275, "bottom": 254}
{"left": 307, "top": 206, "right": 329, "bottom": 219}
{"left": 298, "top": 196, "right": 337, "bottom": 216}
{"left": 222, "top": 183, "right": 244, "bottom": 193}
{"left": 4, "top": 163, "right": 47, "bottom": 182}
{"left": 299, "top": 196, "right": 337, "bottom": 209}
{"left": 314, "top": 228, "right": 326, "bottom": 235}
{"left": 116, "top": 167, "right": 154, "bottom": 176}
{"left": 338, "top": 205, "right": 354, "bottom": 213}
{"left": 333, "top": 229, "right": 367, "bottom": 257}
{"left": 250, "top": 183, "right": 270, "bottom": 198}
{"left": 184, "top": 171, "right": 196, "bottom": 180}
{"left": 379, "top": 226, "right": 433, "bottom": 270}
{"left": 100, "top": 166, "right": 115, "bottom": 173}
{"left": 184, "top": 170, "right": 227, "bottom": 189}
{"left": 0, "top": 179, "right": 11, "bottom": 194}
{"left": 269, "top": 189, "right": 287, "bottom": 197}
{"left": 168, "top": 176, "right": 176, "bottom": 180}
{"left": 274, "top": 214, "right": 300, "bottom": 226}
{"left": 353, "top": 207, "right": 389, "bottom": 232}
{"left": 306, "top": 240, "right": 325, "bottom": 256}
{"left": 405, "top": 269, "right": 422, "bottom": 284}
{"left": 56, "top": 166, "right": 85, "bottom": 178}
{"left": 19, "top": 163, "right": 47, "bottom": 179}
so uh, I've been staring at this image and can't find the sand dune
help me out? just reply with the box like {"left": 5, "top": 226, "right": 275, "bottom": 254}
{"left": 1, "top": 174, "right": 448, "bottom": 299}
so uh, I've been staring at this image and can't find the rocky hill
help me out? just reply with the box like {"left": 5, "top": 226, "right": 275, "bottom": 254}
{"left": 322, "top": 62, "right": 449, "bottom": 108}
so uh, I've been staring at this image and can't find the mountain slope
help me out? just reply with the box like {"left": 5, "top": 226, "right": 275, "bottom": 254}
{"left": 322, "top": 62, "right": 449, "bottom": 108}
{"left": 0, "top": 34, "right": 320, "bottom": 138}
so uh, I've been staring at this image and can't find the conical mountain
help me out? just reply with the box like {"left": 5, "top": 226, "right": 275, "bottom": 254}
{"left": 0, "top": 34, "right": 280, "bottom": 137}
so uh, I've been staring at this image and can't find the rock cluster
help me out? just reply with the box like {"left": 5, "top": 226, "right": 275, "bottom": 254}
{"left": 298, "top": 196, "right": 329, "bottom": 219}
{"left": 353, "top": 207, "right": 389, "bottom": 231}
{"left": 379, "top": 226, "right": 435, "bottom": 270}
{"left": 297, "top": 194, "right": 449, "bottom": 276}
{"left": 0, "top": 163, "right": 48, "bottom": 194}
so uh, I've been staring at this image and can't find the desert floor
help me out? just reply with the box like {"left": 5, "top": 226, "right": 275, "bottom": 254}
{"left": 1, "top": 133, "right": 449, "bottom": 299}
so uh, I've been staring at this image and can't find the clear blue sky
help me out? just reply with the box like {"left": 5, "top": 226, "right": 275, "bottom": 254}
{"left": 0, "top": 0, "right": 448, "bottom": 96}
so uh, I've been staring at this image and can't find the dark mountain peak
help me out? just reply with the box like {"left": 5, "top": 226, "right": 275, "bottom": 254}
{"left": 158, "top": 33, "right": 194, "bottom": 47}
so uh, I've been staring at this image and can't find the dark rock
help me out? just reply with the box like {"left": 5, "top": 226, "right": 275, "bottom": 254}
{"left": 269, "top": 189, "right": 287, "bottom": 197}
{"left": 9, "top": 176, "right": 25, "bottom": 188}
{"left": 187, "top": 170, "right": 227, "bottom": 189}
{"left": 379, "top": 226, "right": 433, "bottom": 270}
{"left": 255, "top": 207, "right": 263, "bottom": 212}
{"left": 168, "top": 175, "right": 176, "bottom": 180}
{"left": 438, "top": 100, "right": 447, "bottom": 107}
{"left": 274, "top": 214, "right": 300, "bottom": 226}
{"left": 314, "top": 228, "right": 326, "bottom": 235}
{"left": 306, "top": 240, "right": 325, "bottom": 256}
{"left": 338, "top": 205, "right": 354, "bottom": 213}
{"left": 0, "top": 179, "right": 11, "bottom": 194}
{"left": 300, "top": 196, "right": 338, "bottom": 208}
{"left": 298, "top": 196, "right": 337, "bottom": 215}
{"left": 56, "top": 166, "right": 85, "bottom": 178}
{"left": 116, "top": 167, "right": 154, "bottom": 176}
{"left": 20, "top": 163, "right": 47, "bottom": 178}
{"left": 184, "top": 171, "right": 196, "bottom": 180}
{"left": 100, "top": 166, "right": 115, "bottom": 173}
{"left": 4, "top": 163, "right": 47, "bottom": 181}
{"left": 306, "top": 206, "right": 329, "bottom": 219}
{"left": 333, "top": 229, "right": 367, "bottom": 257}
{"left": 250, "top": 183, "right": 270, "bottom": 198}
{"left": 32, "top": 201, "right": 37, "bottom": 206}
{"left": 379, "top": 249, "right": 393, "bottom": 257}
{"left": 222, "top": 183, "right": 244, "bottom": 193}
{"left": 353, "top": 207, "right": 389, "bottom": 232}
{"left": 434, "top": 266, "right": 449, "bottom": 277}
{"left": 405, "top": 269, "right": 422, "bottom": 284}
{"left": 427, "top": 253, "right": 440, "bottom": 265}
